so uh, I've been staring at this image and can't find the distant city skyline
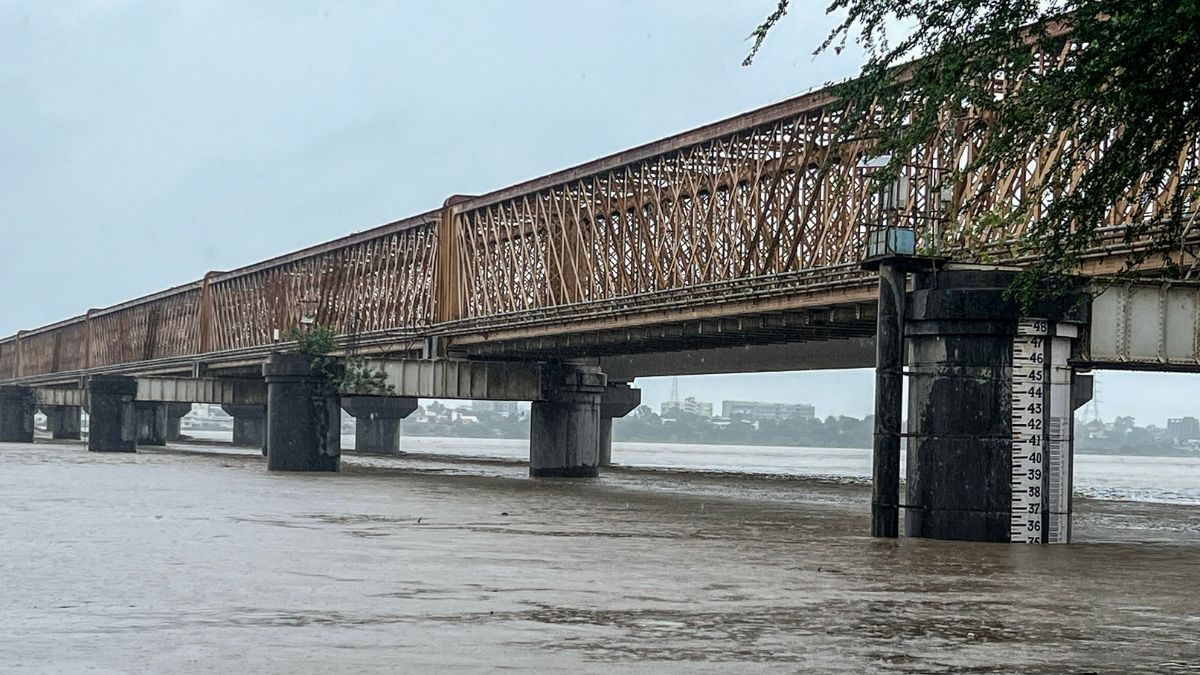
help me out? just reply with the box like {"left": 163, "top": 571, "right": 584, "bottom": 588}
{"left": 634, "top": 369, "right": 1200, "bottom": 427}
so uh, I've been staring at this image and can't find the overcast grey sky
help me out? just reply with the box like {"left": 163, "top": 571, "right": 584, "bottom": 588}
{"left": 2, "top": 1, "right": 1196, "bottom": 424}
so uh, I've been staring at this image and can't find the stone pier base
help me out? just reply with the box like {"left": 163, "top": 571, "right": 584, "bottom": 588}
{"left": 45, "top": 405, "right": 83, "bottom": 440}
{"left": 263, "top": 353, "right": 340, "bottom": 472}
{"left": 341, "top": 396, "right": 418, "bottom": 455}
{"left": 165, "top": 403, "right": 192, "bottom": 442}
{"left": 223, "top": 404, "right": 266, "bottom": 452}
{"left": 530, "top": 366, "right": 606, "bottom": 478}
{"left": 134, "top": 402, "right": 169, "bottom": 446}
{"left": 87, "top": 376, "right": 137, "bottom": 453}
{"left": 904, "top": 269, "right": 1085, "bottom": 542}
{"left": 0, "top": 385, "right": 35, "bottom": 443}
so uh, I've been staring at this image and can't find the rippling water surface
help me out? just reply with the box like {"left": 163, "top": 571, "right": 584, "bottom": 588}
{"left": 359, "top": 435, "right": 1200, "bottom": 506}
{"left": 3, "top": 436, "right": 1196, "bottom": 674}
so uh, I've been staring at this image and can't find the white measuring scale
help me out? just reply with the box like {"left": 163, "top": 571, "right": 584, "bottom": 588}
{"left": 1011, "top": 319, "right": 1074, "bottom": 544}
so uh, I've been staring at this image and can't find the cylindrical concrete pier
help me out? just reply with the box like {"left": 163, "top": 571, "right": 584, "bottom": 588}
{"left": 45, "top": 405, "right": 83, "bottom": 440}
{"left": 164, "top": 403, "right": 192, "bottom": 442}
{"left": 262, "top": 352, "right": 341, "bottom": 472}
{"left": 341, "top": 396, "right": 418, "bottom": 455}
{"left": 0, "top": 385, "right": 36, "bottom": 443}
{"left": 530, "top": 366, "right": 606, "bottom": 477}
{"left": 134, "top": 402, "right": 169, "bottom": 446}
{"left": 86, "top": 376, "right": 137, "bottom": 453}
{"left": 223, "top": 404, "right": 267, "bottom": 451}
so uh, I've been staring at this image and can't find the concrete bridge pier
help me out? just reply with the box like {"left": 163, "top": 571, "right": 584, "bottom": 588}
{"left": 86, "top": 375, "right": 137, "bottom": 452}
{"left": 262, "top": 352, "right": 340, "bottom": 471}
{"left": 134, "top": 402, "right": 169, "bottom": 446}
{"left": 164, "top": 403, "right": 192, "bottom": 442}
{"left": 341, "top": 396, "right": 418, "bottom": 455}
{"left": 222, "top": 404, "right": 267, "bottom": 452}
{"left": 530, "top": 365, "right": 606, "bottom": 477}
{"left": 44, "top": 405, "right": 82, "bottom": 440}
{"left": 904, "top": 269, "right": 1087, "bottom": 543}
{"left": 0, "top": 385, "right": 36, "bottom": 442}
{"left": 598, "top": 383, "right": 641, "bottom": 467}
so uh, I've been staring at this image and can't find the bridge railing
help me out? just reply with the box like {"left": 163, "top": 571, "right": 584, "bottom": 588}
{"left": 89, "top": 284, "right": 203, "bottom": 368}
{"left": 439, "top": 92, "right": 894, "bottom": 325}
{"left": 200, "top": 212, "right": 438, "bottom": 352}
{"left": 0, "top": 281, "right": 201, "bottom": 380}
{"left": 0, "top": 212, "right": 441, "bottom": 381}
{"left": 0, "top": 317, "right": 89, "bottom": 380}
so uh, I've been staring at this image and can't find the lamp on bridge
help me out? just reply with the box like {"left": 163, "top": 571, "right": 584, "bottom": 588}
{"left": 856, "top": 153, "right": 945, "bottom": 538}
{"left": 858, "top": 153, "right": 918, "bottom": 266}
{"left": 867, "top": 226, "right": 916, "bottom": 259}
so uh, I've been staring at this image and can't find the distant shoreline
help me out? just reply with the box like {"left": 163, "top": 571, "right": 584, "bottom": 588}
{"left": 57, "top": 424, "right": 1200, "bottom": 459}
{"left": 397, "top": 429, "right": 1200, "bottom": 459}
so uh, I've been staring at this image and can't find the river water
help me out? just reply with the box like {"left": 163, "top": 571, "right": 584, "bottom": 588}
{"left": 383, "top": 436, "right": 1200, "bottom": 507}
{"left": 2, "top": 436, "right": 1197, "bottom": 673}
{"left": 187, "top": 431, "right": 1200, "bottom": 506}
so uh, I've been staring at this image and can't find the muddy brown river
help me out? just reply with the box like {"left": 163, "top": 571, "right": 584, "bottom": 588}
{"left": 2, "top": 439, "right": 1197, "bottom": 673}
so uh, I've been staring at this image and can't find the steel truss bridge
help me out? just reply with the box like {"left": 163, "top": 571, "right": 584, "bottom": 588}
{"left": 4, "top": 59, "right": 1200, "bottom": 386}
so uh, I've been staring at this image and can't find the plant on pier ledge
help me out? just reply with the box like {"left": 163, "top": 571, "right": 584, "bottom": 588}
{"left": 283, "top": 323, "right": 395, "bottom": 396}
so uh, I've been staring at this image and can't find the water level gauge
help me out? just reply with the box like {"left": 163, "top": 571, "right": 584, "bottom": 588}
{"left": 1011, "top": 319, "right": 1073, "bottom": 544}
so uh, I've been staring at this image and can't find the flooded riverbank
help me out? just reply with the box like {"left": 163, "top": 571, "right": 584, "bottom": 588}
{"left": 2, "top": 439, "right": 1197, "bottom": 673}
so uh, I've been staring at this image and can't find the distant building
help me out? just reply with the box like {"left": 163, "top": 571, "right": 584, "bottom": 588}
{"left": 184, "top": 404, "right": 227, "bottom": 420}
{"left": 473, "top": 400, "right": 520, "bottom": 416}
{"left": 722, "top": 400, "right": 815, "bottom": 422}
{"left": 1167, "top": 416, "right": 1200, "bottom": 441}
{"left": 1083, "top": 419, "right": 1107, "bottom": 439}
{"left": 661, "top": 397, "right": 713, "bottom": 418}
{"left": 179, "top": 404, "right": 232, "bottom": 432}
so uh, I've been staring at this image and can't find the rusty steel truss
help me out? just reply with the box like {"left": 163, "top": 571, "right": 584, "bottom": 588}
{"left": 4, "top": 41, "right": 1200, "bottom": 383}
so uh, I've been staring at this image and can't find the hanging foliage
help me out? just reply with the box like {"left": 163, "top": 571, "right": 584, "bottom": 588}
{"left": 747, "top": 0, "right": 1200, "bottom": 303}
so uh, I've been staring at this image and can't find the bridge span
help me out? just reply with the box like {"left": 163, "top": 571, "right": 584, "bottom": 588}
{"left": 2, "top": 73, "right": 1199, "bottom": 545}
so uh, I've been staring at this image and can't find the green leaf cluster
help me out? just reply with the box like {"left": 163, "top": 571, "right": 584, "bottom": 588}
{"left": 749, "top": 0, "right": 1200, "bottom": 305}
{"left": 284, "top": 323, "right": 395, "bottom": 396}
{"left": 285, "top": 324, "right": 336, "bottom": 358}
